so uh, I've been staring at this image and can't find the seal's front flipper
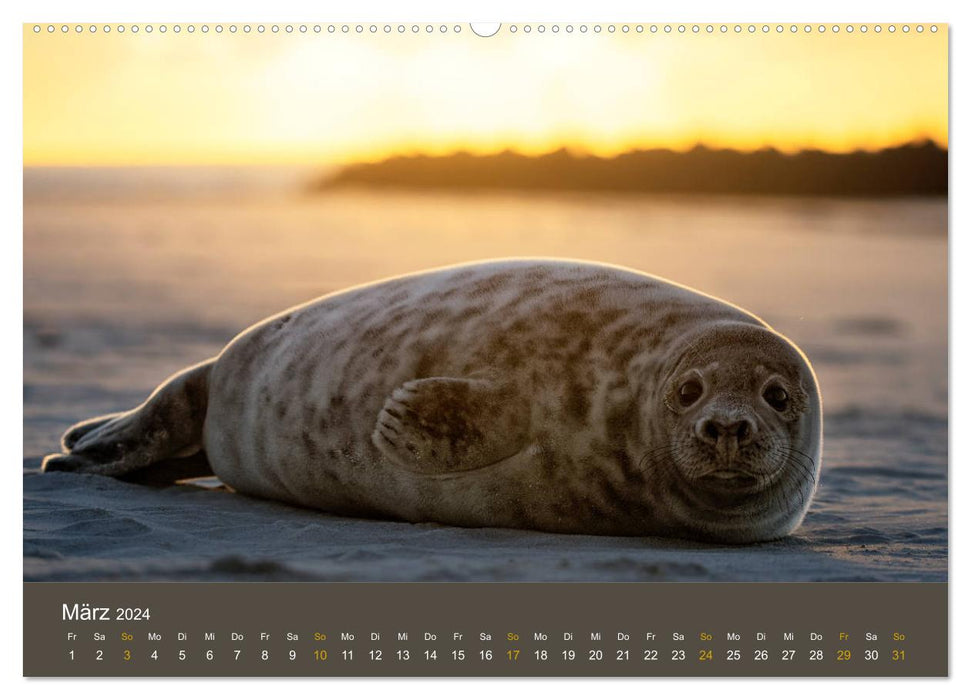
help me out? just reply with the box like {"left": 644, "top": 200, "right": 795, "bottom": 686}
{"left": 42, "top": 360, "right": 215, "bottom": 480}
{"left": 372, "top": 377, "right": 530, "bottom": 475}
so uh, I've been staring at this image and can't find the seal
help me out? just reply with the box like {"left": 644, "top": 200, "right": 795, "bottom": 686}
{"left": 42, "top": 259, "right": 822, "bottom": 543}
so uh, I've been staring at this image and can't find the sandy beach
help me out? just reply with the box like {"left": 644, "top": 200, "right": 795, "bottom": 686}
{"left": 23, "top": 170, "right": 947, "bottom": 582}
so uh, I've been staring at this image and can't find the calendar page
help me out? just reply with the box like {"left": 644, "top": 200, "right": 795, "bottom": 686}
{"left": 22, "top": 19, "right": 948, "bottom": 678}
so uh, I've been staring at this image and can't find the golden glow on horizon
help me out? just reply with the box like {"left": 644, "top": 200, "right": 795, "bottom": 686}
{"left": 23, "top": 26, "right": 948, "bottom": 166}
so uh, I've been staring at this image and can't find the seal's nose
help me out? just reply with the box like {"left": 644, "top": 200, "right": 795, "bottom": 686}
{"left": 696, "top": 415, "right": 757, "bottom": 449}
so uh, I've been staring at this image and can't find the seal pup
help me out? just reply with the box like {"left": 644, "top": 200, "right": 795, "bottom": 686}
{"left": 43, "top": 259, "right": 822, "bottom": 543}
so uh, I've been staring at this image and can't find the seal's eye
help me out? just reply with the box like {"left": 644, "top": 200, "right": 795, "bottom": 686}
{"left": 763, "top": 385, "right": 789, "bottom": 412}
{"left": 678, "top": 379, "right": 704, "bottom": 407}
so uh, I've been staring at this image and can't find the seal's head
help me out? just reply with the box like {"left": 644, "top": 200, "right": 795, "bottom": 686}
{"left": 652, "top": 321, "right": 822, "bottom": 543}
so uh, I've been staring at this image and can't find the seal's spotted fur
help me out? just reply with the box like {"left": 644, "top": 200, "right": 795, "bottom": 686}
{"left": 43, "top": 260, "right": 822, "bottom": 543}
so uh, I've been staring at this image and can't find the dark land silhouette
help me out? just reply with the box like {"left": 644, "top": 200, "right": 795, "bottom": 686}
{"left": 315, "top": 141, "right": 947, "bottom": 197}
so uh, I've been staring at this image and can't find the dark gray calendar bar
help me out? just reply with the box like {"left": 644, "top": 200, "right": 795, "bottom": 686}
{"left": 23, "top": 582, "right": 946, "bottom": 677}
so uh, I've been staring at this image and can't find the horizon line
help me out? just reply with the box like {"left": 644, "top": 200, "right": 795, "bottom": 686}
{"left": 22, "top": 137, "right": 949, "bottom": 170}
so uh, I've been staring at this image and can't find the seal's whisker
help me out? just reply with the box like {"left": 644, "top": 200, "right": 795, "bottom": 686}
{"left": 784, "top": 453, "right": 817, "bottom": 486}
{"left": 785, "top": 446, "right": 816, "bottom": 465}
{"left": 771, "top": 447, "right": 816, "bottom": 485}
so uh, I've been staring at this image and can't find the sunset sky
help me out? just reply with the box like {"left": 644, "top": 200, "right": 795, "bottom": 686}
{"left": 23, "top": 24, "right": 948, "bottom": 166}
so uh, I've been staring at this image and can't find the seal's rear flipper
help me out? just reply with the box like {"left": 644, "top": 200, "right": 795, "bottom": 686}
{"left": 61, "top": 412, "right": 124, "bottom": 451}
{"left": 372, "top": 376, "right": 530, "bottom": 475}
{"left": 42, "top": 359, "right": 215, "bottom": 481}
